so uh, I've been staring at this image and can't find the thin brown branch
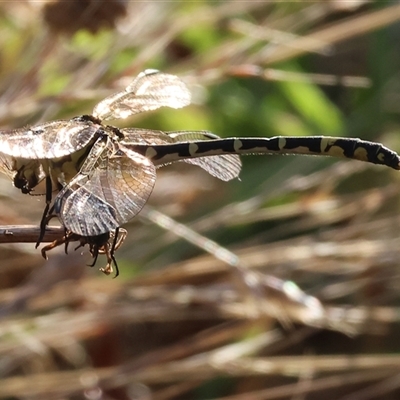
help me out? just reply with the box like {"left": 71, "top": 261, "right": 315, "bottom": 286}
{"left": 0, "top": 225, "right": 64, "bottom": 244}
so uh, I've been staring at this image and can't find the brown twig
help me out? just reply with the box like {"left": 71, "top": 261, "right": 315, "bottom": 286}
{"left": 0, "top": 225, "right": 64, "bottom": 243}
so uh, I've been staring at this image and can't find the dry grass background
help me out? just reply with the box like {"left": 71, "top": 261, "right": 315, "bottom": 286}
{"left": 1, "top": 1, "right": 400, "bottom": 399}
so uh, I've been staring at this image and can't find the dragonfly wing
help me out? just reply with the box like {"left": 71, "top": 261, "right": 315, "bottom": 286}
{"left": 120, "top": 128, "right": 242, "bottom": 181}
{"left": 182, "top": 155, "right": 241, "bottom": 181}
{"left": 0, "top": 119, "right": 99, "bottom": 159}
{"left": 168, "top": 131, "right": 242, "bottom": 181}
{"left": 55, "top": 139, "right": 156, "bottom": 237}
{"left": 93, "top": 70, "right": 191, "bottom": 120}
{"left": 0, "top": 153, "right": 17, "bottom": 181}
{"left": 120, "top": 128, "right": 175, "bottom": 145}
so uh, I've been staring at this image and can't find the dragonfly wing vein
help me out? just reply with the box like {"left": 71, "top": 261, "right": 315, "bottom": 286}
{"left": 0, "top": 120, "right": 99, "bottom": 159}
{"left": 168, "top": 131, "right": 242, "bottom": 181}
{"left": 55, "top": 139, "right": 156, "bottom": 236}
{"left": 120, "top": 128, "right": 241, "bottom": 180}
{"left": 93, "top": 71, "right": 191, "bottom": 120}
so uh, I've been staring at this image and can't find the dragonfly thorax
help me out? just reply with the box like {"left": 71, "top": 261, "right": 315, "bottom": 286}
{"left": 46, "top": 141, "right": 95, "bottom": 188}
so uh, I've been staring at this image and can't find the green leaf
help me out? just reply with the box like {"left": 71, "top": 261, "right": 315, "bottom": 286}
{"left": 278, "top": 66, "right": 344, "bottom": 135}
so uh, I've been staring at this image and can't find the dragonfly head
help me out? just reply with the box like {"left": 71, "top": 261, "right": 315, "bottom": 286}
{"left": 12, "top": 160, "right": 42, "bottom": 194}
{"left": 13, "top": 175, "right": 31, "bottom": 194}
{"left": 84, "top": 232, "right": 111, "bottom": 247}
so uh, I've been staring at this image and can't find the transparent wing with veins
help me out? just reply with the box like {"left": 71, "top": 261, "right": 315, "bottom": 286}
{"left": 121, "top": 128, "right": 242, "bottom": 181}
{"left": 54, "top": 137, "right": 156, "bottom": 237}
{"left": 0, "top": 119, "right": 100, "bottom": 159}
{"left": 92, "top": 70, "right": 191, "bottom": 120}
{"left": 0, "top": 70, "right": 191, "bottom": 160}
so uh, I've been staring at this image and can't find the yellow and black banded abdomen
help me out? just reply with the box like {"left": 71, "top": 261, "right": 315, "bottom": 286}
{"left": 135, "top": 136, "right": 400, "bottom": 170}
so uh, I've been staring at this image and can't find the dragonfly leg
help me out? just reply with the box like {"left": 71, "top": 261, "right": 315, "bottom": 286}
{"left": 41, "top": 235, "right": 67, "bottom": 260}
{"left": 87, "top": 244, "right": 100, "bottom": 268}
{"left": 63, "top": 227, "right": 71, "bottom": 255}
{"left": 100, "top": 252, "right": 119, "bottom": 278}
{"left": 99, "top": 241, "right": 119, "bottom": 278}
{"left": 41, "top": 230, "right": 80, "bottom": 259}
{"left": 111, "top": 227, "right": 120, "bottom": 254}
{"left": 42, "top": 228, "right": 123, "bottom": 277}
{"left": 36, "top": 176, "right": 53, "bottom": 248}
{"left": 113, "top": 228, "right": 127, "bottom": 251}
{"left": 83, "top": 230, "right": 124, "bottom": 277}
{"left": 111, "top": 254, "right": 119, "bottom": 279}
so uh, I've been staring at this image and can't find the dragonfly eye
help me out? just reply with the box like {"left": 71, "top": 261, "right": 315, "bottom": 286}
{"left": 13, "top": 176, "right": 30, "bottom": 193}
{"left": 13, "top": 176, "right": 34, "bottom": 194}
{"left": 13, "top": 166, "right": 40, "bottom": 194}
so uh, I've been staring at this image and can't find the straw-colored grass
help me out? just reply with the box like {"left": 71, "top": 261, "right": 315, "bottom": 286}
{"left": 0, "top": 1, "right": 400, "bottom": 399}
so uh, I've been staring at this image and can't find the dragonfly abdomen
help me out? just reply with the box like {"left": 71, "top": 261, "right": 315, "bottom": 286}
{"left": 134, "top": 136, "right": 400, "bottom": 170}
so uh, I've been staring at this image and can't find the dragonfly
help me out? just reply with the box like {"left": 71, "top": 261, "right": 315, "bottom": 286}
{"left": 0, "top": 69, "right": 399, "bottom": 276}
